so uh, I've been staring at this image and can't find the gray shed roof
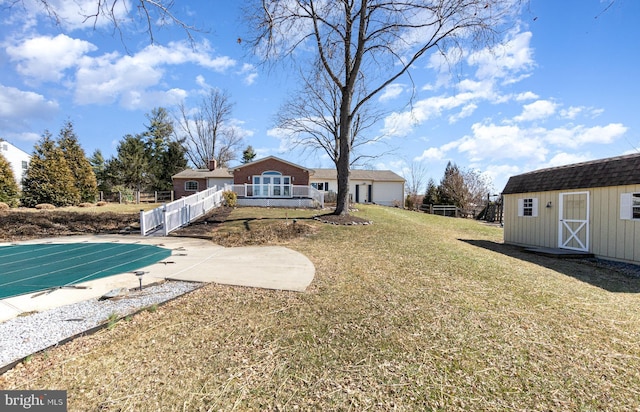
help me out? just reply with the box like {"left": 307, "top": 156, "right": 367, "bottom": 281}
{"left": 502, "top": 153, "right": 640, "bottom": 195}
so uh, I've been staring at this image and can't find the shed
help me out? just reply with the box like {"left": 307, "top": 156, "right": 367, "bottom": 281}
{"left": 502, "top": 153, "right": 640, "bottom": 264}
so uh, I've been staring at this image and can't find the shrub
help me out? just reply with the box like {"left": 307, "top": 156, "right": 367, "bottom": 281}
{"left": 78, "top": 202, "right": 94, "bottom": 208}
{"left": 35, "top": 203, "right": 56, "bottom": 210}
{"left": 222, "top": 190, "right": 237, "bottom": 207}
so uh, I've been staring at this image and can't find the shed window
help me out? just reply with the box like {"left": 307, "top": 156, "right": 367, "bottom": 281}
{"left": 518, "top": 198, "right": 538, "bottom": 217}
{"left": 185, "top": 181, "right": 198, "bottom": 191}
{"left": 620, "top": 193, "right": 640, "bottom": 220}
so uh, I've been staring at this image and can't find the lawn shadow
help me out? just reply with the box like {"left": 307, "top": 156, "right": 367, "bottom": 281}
{"left": 460, "top": 239, "right": 640, "bottom": 293}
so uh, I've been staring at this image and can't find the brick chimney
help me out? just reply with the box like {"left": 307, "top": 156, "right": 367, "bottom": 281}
{"left": 208, "top": 159, "right": 217, "bottom": 171}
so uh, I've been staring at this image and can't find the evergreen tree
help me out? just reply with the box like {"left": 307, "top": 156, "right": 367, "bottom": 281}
{"left": 112, "top": 134, "right": 150, "bottom": 191}
{"left": 156, "top": 140, "right": 187, "bottom": 191}
{"left": 422, "top": 178, "right": 439, "bottom": 206}
{"left": 0, "top": 152, "right": 20, "bottom": 207}
{"left": 438, "top": 161, "right": 465, "bottom": 207}
{"left": 242, "top": 145, "right": 256, "bottom": 163}
{"left": 89, "top": 149, "right": 109, "bottom": 192}
{"left": 143, "top": 107, "right": 186, "bottom": 191}
{"left": 58, "top": 120, "right": 98, "bottom": 202}
{"left": 21, "top": 132, "right": 79, "bottom": 207}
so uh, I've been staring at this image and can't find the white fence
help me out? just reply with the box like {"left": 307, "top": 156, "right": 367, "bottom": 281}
{"left": 140, "top": 186, "right": 224, "bottom": 236}
{"left": 224, "top": 184, "right": 324, "bottom": 208}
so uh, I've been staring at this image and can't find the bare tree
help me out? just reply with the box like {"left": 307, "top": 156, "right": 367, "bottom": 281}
{"left": 175, "top": 89, "right": 243, "bottom": 168}
{"left": 8, "top": 0, "right": 198, "bottom": 45}
{"left": 275, "top": 67, "right": 387, "bottom": 169}
{"left": 404, "top": 161, "right": 428, "bottom": 210}
{"left": 461, "top": 168, "right": 494, "bottom": 213}
{"left": 247, "top": 0, "right": 519, "bottom": 215}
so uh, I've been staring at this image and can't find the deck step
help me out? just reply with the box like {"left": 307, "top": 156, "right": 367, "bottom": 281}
{"left": 524, "top": 247, "right": 594, "bottom": 259}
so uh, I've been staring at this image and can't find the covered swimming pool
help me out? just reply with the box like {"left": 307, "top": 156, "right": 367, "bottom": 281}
{"left": 0, "top": 242, "right": 172, "bottom": 299}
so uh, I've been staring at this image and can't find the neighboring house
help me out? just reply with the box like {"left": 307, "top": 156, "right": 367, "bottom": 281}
{"left": 0, "top": 140, "right": 30, "bottom": 188}
{"left": 502, "top": 153, "right": 640, "bottom": 264}
{"left": 172, "top": 156, "right": 406, "bottom": 208}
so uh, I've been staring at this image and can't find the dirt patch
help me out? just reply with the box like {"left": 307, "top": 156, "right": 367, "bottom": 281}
{"left": 171, "top": 207, "right": 317, "bottom": 246}
{"left": 0, "top": 210, "right": 140, "bottom": 242}
{"left": 314, "top": 212, "right": 372, "bottom": 225}
{"left": 169, "top": 206, "right": 233, "bottom": 239}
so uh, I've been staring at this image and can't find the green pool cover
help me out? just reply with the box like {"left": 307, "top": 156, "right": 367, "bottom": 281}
{"left": 0, "top": 243, "right": 172, "bottom": 299}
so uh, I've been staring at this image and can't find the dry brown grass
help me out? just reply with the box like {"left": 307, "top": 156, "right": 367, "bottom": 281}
{"left": 0, "top": 203, "right": 161, "bottom": 241}
{"left": 2, "top": 205, "right": 640, "bottom": 410}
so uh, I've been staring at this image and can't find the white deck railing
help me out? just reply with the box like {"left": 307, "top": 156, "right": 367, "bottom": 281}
{"left": 224, "top": 184, "right": 324, "bottom": 207}
{"left": 140, "top": 186, "right": 224, "bottom": 236}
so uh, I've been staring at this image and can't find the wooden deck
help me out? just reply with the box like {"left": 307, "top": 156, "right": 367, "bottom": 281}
{"left": 524, "top": 247, "right": 595, "bottom": 259}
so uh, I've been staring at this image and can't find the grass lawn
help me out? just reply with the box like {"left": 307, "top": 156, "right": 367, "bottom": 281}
{"left": 2, "top": 205, "right": 640, "bottom": 410}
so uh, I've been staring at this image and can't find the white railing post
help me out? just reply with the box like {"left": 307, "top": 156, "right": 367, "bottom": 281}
{"left": 162, "top": 208, "right": 169, "bottom": 236}
{"left": 140, "top": 209, "right": 146, "bottom": 236}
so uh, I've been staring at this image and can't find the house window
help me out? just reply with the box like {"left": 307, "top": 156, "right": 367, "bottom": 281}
{"left": 518, "top": 198, "right": 538, "bottom": 217}
{"left": 252, "top": 171, "right": 291, "bottom": 197}
{"left": 185, "top": 181, "right": 198, "bottom": 191}
{"left": 21, "top": 161, "right": 28, "bottom": 170}
{"left": 621, "top": 193, "right": 640, "bottom": 220}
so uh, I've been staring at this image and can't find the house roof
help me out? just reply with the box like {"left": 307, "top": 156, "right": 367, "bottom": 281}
{"left": 172, "top": 168, "right": 232, "bottom": 179}
{"left": 230, "top": 156, "right": 312, "bottom": 173}
{"left": 502, "top": 153, "right": 640, "bottom": 195}
{"left": 312, "top": 168, "right": 405, "bottom": 182}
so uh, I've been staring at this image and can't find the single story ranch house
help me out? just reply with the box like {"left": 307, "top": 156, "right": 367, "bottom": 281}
{"left": 501, "top": 153, "right": 640, "bottom": 264}
{"left": 172, "top": 156, "right": 405, "bottom": 208}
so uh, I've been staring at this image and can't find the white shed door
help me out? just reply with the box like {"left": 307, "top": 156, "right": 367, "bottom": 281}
{"left": 558, "top": 191, "right": 590, "bottom": 252}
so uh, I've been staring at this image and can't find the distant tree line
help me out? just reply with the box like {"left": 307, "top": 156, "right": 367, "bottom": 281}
{"left": 419, "top": 161, "right": 493, "bottom": 214}
{"left": 2, "top": 97, "right": 255, "bottom": 208}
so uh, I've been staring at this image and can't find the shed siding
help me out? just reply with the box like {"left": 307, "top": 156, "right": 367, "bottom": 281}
{"left": 504, "top": 191, "right": 557, "bottom": 248}
{"left": 505, "top": 184, "right": 640, "bottom": 263}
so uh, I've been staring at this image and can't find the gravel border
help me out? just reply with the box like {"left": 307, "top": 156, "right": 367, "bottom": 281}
{"left": 0, "top": 281, "right": 202, "bottom": 374}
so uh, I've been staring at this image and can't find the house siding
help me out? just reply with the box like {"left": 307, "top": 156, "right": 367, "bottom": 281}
{"left": 233, "top": 158, "right": 310, "bottom": 185}
{"left": 504, "top": 184, "right": 640, "bottom": 263}
{"left": 174, "top": 178, "right": 207, "bottom": 199}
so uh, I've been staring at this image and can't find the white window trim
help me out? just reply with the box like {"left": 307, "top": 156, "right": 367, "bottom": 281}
{"left": 517, "top": 197, "right": 538, "bottom": 217}
{"left": 620, "top": 192, "right": 640, "bottom": 220}
{"left": 185, "top": 180, "right": 198, "bottom": 191}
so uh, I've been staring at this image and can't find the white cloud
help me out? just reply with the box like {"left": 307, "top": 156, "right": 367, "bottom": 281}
{"left": 515, "top": 91, "right": 538, "bottom": 101}
{"left": 0, "top": 84, "right": 59, "bottom": 130}
{"left": 559, "top": 106, "right": 583, "bottom": 119}
{"left": 382, "top": 93, "right": 477, "bottom": 136}
{"left": 513, "top": 99, "right": 557, "bottom": 122}
{"left": 414, "top": 147, "right": 446, "bottom": 162}
{"left": 379, "top": 83, "right": 405, "bottom": 102}
{"left": 544, "top": 123, "right": 627, "bottom": 148}
{"left": 6, "top": 34, "right": 97, "bottom": 83}
{"left": 239, "top": 63, "right": 258, "bottom": 86}
{"left": 467, "top": 31, "right": 535, "bottom": 83}
{"left": 456, "top": 122, "right": 549, "bottom": 162}
{"left": 542, "top": 152, "right": 593, "bottom": 169}
{"left": 448, "top": 103, "right": 477, "bottom": 123}
{"left": 73, "top": 41, "right": 236, "bottom": 108}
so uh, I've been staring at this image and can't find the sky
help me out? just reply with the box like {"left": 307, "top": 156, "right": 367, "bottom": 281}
{"left": 1, "top": 0, "right": 639, "bottom": 193}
